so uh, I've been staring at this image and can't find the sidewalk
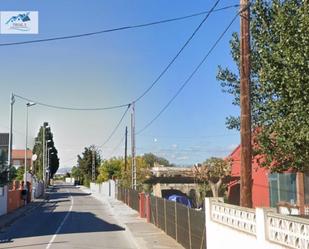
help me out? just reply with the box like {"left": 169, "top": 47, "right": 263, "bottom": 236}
{"left": 80, "top": 186, "right": 184, "bottom": 249}
{"left": 0, "top": 193, "right": 48, "bottom": 231}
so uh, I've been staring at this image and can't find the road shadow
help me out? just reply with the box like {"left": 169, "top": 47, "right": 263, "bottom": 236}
{"left": 0, "top": 184, "right": 125, "bottom": 243}
{"left": 45, "top": 185, "right": 91, "bottom": 200}
{"left": 0, "top": 210, "right": 125, "bottom": 242}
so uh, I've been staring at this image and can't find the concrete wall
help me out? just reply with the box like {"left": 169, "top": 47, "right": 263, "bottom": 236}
{"left": 0, "top": 186, "right": 8, "bottom": 216}
{"left": 90, "top": 180, "right": 116, "bottom": 198}
{"left": 205, "top": 198, "right": 305, "bottom": 249}
{"left": 65, "top": 177, "right": 75, "bottom": 185}
{"left": 32, "top": 180, "right": 44, "bottom": 198}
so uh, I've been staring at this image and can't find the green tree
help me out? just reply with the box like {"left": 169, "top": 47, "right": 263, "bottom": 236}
{"left": 71, "top": 166, "right": 82, "bottom": 181}
{"left": 217, "top": 0, "right": 309, "bottom": 172}
{"left": 143, "top": 153, "right": 170, "bottom": 167}
{"left": 0, "top": 147, "right": 8, "bottom": 186}
{"left": 97, "top": 157, "right": 122, "bottom": 182}
{"left": 15, "top": 167, "right": 24, "bottom": 181}
{"left": 32, "top": 122, "right": 60, "bottom": 179}
{"left": 194, "top": 157, "right": 231, "bottom": 197}
{"left": 77, "top": 145, "right": 101, "bottom": 187}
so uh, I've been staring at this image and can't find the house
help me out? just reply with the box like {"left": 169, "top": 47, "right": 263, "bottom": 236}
{"left": 12, "top": 149, "right": 33, "bottom": 170}
{"left": 227, "top": 145, "right": 309, "bottom": 214}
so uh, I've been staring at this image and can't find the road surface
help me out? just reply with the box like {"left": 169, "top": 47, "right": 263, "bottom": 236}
{"left": 0, "top": 184, "right": 136, "bottom": 249}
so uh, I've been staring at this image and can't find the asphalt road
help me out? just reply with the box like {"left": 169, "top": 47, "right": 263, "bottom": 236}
{"left": 0, "top": 184, "right": 136, "bottom": 249}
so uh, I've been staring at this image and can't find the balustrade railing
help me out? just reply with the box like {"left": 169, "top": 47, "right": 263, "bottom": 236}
{"left": 210, "top": 200, "right": 256, "bottom": 235}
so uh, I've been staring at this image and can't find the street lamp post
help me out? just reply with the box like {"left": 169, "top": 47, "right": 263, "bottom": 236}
{"left": 24, "top": 102, "right": 36, "bottom": 188}
{"left": 44, "top": 139, "right": 51, "bottom": 185}
{"left": 48, "top": 150, "right": 55, "bottom": 185}
{"left": 42, "top": 123, "right": 49, "bottom": 184}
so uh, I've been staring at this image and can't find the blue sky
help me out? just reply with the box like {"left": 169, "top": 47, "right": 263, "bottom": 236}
{"left": 0, "top": 0, "right": 241, "bottom": 168}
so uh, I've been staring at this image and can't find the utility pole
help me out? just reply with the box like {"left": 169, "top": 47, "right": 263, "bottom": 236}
{"left": 92, "top": 149, "right": 95, "bottom": 182}
{"left": 124, "top": 126, "right": 128, "bottom": 172}
{"left": 8, "top": 93, "right": 15, "bottom": 181}
{"left": 131, "top": 102, "right": 136, "bottom": 190}
{"left": 240, "top": 0, "right": 252, "bottom": 208}
{"left": 42, "top": 125, "right": 46, "bottom": 183}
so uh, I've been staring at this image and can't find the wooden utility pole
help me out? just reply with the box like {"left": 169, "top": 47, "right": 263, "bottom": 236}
{"left": 240, "top": 0, "right": 252, "bottom": 208}
{"left": 124, "top": 126, "right": 128, "bottom": 172}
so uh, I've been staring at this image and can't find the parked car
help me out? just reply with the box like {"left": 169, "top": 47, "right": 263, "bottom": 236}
{"left": 168, "top": 194, "right": 192, "bottom": 208}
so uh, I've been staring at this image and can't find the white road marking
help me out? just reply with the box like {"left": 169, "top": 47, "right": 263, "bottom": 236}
{"left": 46, "top": 189, "right": 74, "bottom": 249}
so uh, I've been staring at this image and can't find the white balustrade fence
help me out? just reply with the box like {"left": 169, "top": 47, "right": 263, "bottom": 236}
{"left": 205, "top": 198, "right": 309, "bottom": 249}
{"left": 267, "top": 213, "right": 309, "bottom": 249}
{"left": 211, "top": 200, "right": 256, "bottom": 235}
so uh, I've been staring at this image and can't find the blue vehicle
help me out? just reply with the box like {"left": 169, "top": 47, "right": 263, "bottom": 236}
{"left": 168, "top": 194, "right": 192, "bottom": 208}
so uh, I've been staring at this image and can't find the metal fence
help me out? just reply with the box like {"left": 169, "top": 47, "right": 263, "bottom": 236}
{"left": 149, "top": 195, "right": 206, "bottom": 249}
{"left": 117, "top": 186, "right": 139, "bottom": 212}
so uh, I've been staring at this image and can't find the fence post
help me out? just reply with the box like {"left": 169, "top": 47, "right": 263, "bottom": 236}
{"left": 155, "top": 196, "right": 158, "bottom": 226}
{"left": 139, "top": 192, "right": 146, "bottom": 218}
{"left": 164, "top": 198, "right": 167, "bottom": 233}
{"left": 145, "top": 194, "right": 151, "bottom": 223}
{"left": 188, "top": 207, "right": 192, "bottom": 249}
{"left": 175, "top": 202, "right": 178, "bottom": 242}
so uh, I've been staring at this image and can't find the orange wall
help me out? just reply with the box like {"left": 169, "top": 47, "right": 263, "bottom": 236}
{"left": 228, "top": 145, "right": 270, "bottom": 208}
{"left": 7, "top": 189, "right": 24, "bottom": 213}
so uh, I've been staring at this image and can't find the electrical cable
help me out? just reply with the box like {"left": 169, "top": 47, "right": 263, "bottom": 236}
{"left": 11, "top": 2, "right": 236, "bottom": 111}
{"left": 59, "top": 104, "right": 130, "bottom": 165}
{"left": 98, "top": 104, "right": 131, "bottom": 148}
{"left": 133, "top": 0, "right": 221, "bottom": 103}
{"left": 136, "top": 8, "right": 243, "bottom": 135}
{"left": 105, "top": 135, "right": 126, "bottom": 159}
{"left": 0, "top": 5, "right": 239, "bottom": 47}
{"left": 13, "top": 94, "right": 129, "bottom": 111}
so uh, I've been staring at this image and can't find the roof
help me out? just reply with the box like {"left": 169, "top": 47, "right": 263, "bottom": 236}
{"left": 0, "top": 133, "right": 9, "bottom": 147}
{"left": 12, "top": 149, "right": 33, "bottom": 159}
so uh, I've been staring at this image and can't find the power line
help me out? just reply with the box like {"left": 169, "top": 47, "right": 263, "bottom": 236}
{"left": 137, "top": 9, "right": 242, "bottom": 135}
{"left": 60, "top": 104, "right": 130, "bottom": 165}
{"left": 98, "top": 104, "right": 131, "bottom": 148}
{"left": 0, "top": 5, "right": 239, "bottom": 47}
{"left": 14, "top": 93, "right": 129, "bottom": 111}
{"left": 139, "top": 133, "right": 239, "bottom": 139}
{"left": 133, "top": 0, "right": 221, "bottom": 103}
{"left": 105, "top": 135, "right": 126, "bottom": 159}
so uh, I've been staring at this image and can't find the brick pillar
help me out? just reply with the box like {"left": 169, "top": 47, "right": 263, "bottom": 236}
{"left": 139, "top": 193, "right": 146, "bottom": 218}
{"left": 296, "top": 172, "right": 305, "bottom": 215}
{"left": 145, "top": 194, "right": 151, "bottom": 223}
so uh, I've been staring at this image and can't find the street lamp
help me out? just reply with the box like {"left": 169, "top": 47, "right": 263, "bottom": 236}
{"left": 24, "top": 102, "right": 36, "bottom": 188}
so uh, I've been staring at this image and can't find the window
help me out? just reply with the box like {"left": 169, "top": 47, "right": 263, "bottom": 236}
{"left": 268, "top": 173, "right": 297, "bottom": 207}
